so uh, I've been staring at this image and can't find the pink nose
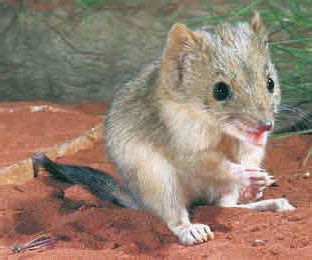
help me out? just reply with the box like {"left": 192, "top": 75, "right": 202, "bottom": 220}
{"left": 257, "top": 120, "right": 273, "bottom": 132}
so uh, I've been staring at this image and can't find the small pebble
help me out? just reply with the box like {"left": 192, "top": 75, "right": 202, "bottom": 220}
{"left": 303, "top": 172, "right": 310, "bottom": 179}
{"left": 252, "top": 239, "right": 266, "bottom": 246}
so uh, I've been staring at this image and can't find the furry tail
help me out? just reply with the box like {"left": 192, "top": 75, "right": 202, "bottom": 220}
{"left": 31, "top": 153, "right": 137, "bottom": 208}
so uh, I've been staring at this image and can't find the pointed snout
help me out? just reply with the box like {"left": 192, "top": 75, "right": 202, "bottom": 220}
{"left": 256, "top": 120, "right": 273, "bottom": 132}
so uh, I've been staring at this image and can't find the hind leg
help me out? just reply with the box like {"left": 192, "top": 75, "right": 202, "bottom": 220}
{"left": 218, "top": 187, "right": 295, "bottom": 212}
{"left": 129, "top": 164, "right": 214, "bottom": 245}
{"left": 233, "top": 198, "right": 295, "bottom": 212}
{"left": 218, "top": 186, "right": 295, "bottom": 212}
{"left": 123, "top": 144, "right": 214, "bottom": 245}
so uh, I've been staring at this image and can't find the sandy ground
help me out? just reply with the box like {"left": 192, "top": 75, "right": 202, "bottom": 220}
{"left": 0, "top": 102, "right": 107, "bottom": 168}
{"left": 0, "top": 102, "right": 311, "bottom": 259}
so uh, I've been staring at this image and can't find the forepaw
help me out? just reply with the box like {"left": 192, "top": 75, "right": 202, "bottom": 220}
{"left": 172, "top": 223, "right": 214, "bottom": 245}
{"left": 237, "top": 168, "right": 275, "bottom": 187}
{"left": 239, "top": 185, "right": 265, "bottom": 203}
{"left": 229, "top": 164, "right": 275, "bottom": 202}
{"left": 251, "top": 170, "right": 275, "bottom": 186}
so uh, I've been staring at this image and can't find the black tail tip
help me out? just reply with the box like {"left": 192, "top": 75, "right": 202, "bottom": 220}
{"left": 32, "top": 152, "right": 50, "bottom": 164}
{"left": 32, "top": 152, "right": 51, "bottom": 177}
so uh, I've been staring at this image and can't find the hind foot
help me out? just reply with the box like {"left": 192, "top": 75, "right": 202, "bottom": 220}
{"left": 235, "top": 198, "right": 295, "bottom": 212}
{"left": 171, "top": 223, "right": 214, "bottom": 245}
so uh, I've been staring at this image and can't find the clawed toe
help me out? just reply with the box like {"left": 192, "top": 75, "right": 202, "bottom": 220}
{"left": 172, "top": 223, "right": 214, "bottom": 245}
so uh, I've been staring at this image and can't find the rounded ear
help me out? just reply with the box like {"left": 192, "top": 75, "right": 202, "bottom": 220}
{"left": 251, "top": 12, "right": 267, "bottom": 39}
{"left": 160, "top": 24, "right": 202, "bottom": 97}
{"left": 163, "top": 23, "right": 201, "bottom": 65}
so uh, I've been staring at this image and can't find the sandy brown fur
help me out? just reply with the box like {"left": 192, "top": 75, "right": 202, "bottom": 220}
{"left": 105, "top": 14, "right": 293, "bottom": 245}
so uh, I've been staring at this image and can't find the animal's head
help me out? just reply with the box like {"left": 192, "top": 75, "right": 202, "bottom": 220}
{"left": 161, "top": 13, "right": 281, "bottom": 146}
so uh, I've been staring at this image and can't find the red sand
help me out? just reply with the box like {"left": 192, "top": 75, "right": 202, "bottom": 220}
{"left": 0, "top": 103, "right": 311, "bottom": 259}
{"left": 0, "top": 102, "right": 107, "bottom": 168}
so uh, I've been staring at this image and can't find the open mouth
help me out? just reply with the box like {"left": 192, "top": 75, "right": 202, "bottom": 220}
{"left": 245, "top": 128, "right": 268, "bottom": 146}
{"left": 244, "top": 122, "right": 273, "bottom": 146}
{"left": 223, "top": 120, "right": 273, "bottom": 146}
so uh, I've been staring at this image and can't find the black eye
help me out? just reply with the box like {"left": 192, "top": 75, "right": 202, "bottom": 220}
{"left": 213, "top": 82, "right": 231, "bottom": 101}
{"left": 267, "top": 78, "right": 274, "bottom": 93}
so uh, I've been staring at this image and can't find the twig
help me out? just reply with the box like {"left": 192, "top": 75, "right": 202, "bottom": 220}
{"left": 303, "top": 148, "right": 312, "bottom": 166}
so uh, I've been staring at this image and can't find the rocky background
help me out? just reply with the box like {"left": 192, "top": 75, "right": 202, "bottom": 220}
{"left": 0, "top": 0, "right": 311, "bottom": 131}
{"left": 0, "top": 0, "right": 211, "bottom": 103}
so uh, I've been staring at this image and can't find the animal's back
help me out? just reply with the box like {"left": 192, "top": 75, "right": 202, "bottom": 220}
{"left": 104, "top": 60, "right": 168, "bottom": 170}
